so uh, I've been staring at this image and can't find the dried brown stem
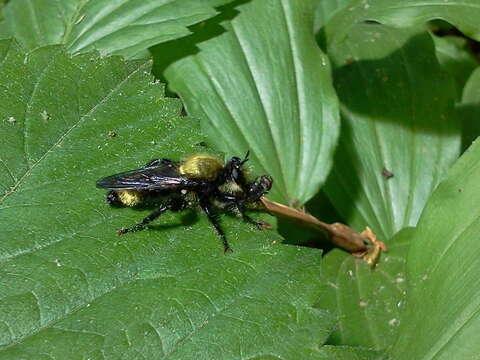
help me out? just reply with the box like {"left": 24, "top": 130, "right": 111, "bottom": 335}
{"left": 260, "top": 198, "right": 387, "bottom": 264}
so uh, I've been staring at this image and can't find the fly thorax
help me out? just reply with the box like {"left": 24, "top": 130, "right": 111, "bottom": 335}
{"left": 178, "top": 154, "right": 223, "bottom": 180}
{"left": 218, "top": 181, "right": 243, "bottom": 194}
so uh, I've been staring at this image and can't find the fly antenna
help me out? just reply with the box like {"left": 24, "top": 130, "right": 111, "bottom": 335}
{"left": 242, "top": 150, "right": 250, "bottom": 165}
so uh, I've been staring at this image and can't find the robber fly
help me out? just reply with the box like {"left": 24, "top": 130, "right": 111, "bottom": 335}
{"left": 96, "top": 152, "right": 273, "bottom": 252}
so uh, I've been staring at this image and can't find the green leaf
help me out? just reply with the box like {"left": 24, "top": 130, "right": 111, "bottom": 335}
{"left": 316, "top": 345, "right": 384, "bottom": 360}
{"left": 323, "top": 24, "right": 460, "bottom": 241}
{"left": 0, "top": 21, "right": 9, "bottom": 39}
{"left": 462, "top": 67, "right": 480, "bottom": 104}
{"left": 2, "top": 0, "right": 235, "bottom": 58}
{"left": 390, "top": 139, "right": 480, "bottom": 359}
{"left": 317, "top": 228, "right": 411, "bottom": 350}
{"left": 313, "top": 0, "right": 351, "bottom": 33}
{"left": 0, "top": 0, "right": 6, "bottom": 21}
{"left": 164, "top": 0, "right": 340, "bottom": 205}
{"left": 326, "top": 0, "right": 480, "bottom": 46}
{"left": 0, "top": 40, "right": 335, "bottom": 358}
{"left": 458, "top": 67, "right": 480, "bottom": 150}
{"left": 433, "top": 35, "right": 478, "bottom": 100}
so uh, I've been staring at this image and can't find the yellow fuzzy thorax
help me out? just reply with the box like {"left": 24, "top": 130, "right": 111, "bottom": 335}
{"left": 117, "top": 190, "right": 142, "bottom": 207}
{"left": 178, "top": 154, "right": 223, "bottom": 180}
{"left": 218, "top": 181, "right": 242, "bottom": 194}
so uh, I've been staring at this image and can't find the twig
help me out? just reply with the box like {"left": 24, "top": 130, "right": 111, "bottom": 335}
{"left": 260, "top": 198, "right": 387, "bottom": 265}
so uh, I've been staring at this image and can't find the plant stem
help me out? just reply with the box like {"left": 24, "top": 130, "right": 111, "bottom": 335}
{"left": 260, "top": 198, "right": 387, "bottom": 265}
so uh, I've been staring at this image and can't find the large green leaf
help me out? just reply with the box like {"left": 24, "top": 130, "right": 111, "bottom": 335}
{"left": 313, "top": 0, "right": 351, "bottom": 33}
{"left": 0, "top": 40, "right": 336, "bottom": 359}
{"left": 316, "top": 346, "right": 383, "bottom": 360}
{"left": 326, "top": 0, "right": 480, "bottom": 46}
{"left": 317, "top": 228, "right": 411, "bottom": 351}
{"left": 432, "top": 35, "right": 478, "bottom": 100}
{"left": 462, "top": 67, "right": 480, "bottom": 103}
{"left": 458, "top": 66, "right": 480, "bottom": 150}
{"left": 390, "top": 139, "right": 480, "bottom": 359}
{"left": 0, "top": 0, "right": 6, "bottom": 21}
{"left": 164, "top": 0, "right": 340, "bottom": 205}
{"left": 2, "top": 0, "right": 235, "bottom": 58}
{"left": 323, "top": 24, "right": 460, "bottom": 241}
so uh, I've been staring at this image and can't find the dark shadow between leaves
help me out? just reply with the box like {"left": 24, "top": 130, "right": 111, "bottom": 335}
{"left": 310, "top": 27, "right": 461, "bottom": 244}
{"left": 331, "top": 29, "right": 458, "bottom": 134}
{"left": 279, "top": 120, "right": 364, "bottom": 254}
{"left": 277, "top": 190, "right": 344, "bottom": 254}
{"left": 149, "top": 0, "right": 251, "bottom": 84}
{"left": 457, "top": 103, "right": 480, "bottom": 152}
{"left": 322, "top": 117, "right": 363, "bottom": 231}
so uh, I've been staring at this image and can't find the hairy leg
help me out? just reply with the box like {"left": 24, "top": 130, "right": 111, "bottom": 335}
{"left": 117, "top": 198, "right": 187, "bottom": 235}
{"left": 199, "top": 198, "right": 231, "bottom": 253}
{"left": 236, "top": 201, "right": 266, "bottom": 229}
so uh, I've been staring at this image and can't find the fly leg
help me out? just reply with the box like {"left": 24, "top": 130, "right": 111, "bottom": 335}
{"left": 106, "top": 191, "right": 122, "bottom": 207}
{"left": 199, "top": 198, "right": 231, "bottom": 253}
{"left": 117, "top": 198, "right": 186, "bottom": 235}
{"left": 236, "top": 201, "right": 269, "bottom": 230}
{"left": 216, "top": 192, "right": 270, "bottom": 230}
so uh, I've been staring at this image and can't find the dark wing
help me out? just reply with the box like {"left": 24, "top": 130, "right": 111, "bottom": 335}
{"left": 96, "top": 162, "right": 193, "bottom": 191}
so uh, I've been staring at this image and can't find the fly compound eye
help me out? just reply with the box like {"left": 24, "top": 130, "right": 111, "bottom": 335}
{"left": 260, "top": 175, "right": 273, "bottom": 191}
{"left": 225, "top": 156, "right": 244, "bottom": 182}
{"left": 246, "top": 175, "right": 273, "bottom": 201}
{"left": 230, "top": 157, "right": 242, "bottom": 168}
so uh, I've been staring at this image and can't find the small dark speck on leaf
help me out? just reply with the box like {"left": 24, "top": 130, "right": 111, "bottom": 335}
{"left": 108, "top": 131, "right": 117, "bottom": 137}
{"left": 382, "top": 167, "right": 394, "bottom": 179}
{"left": 363, "top": 19, "right": 382, "bottom": 25}
{"left": 458, "top": 188, "right": 463, "bottom": 192}
{"left": 345, "top": 56, "right": 354, "bottom": 65}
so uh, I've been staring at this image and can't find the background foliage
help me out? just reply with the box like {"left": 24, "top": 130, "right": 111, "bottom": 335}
{"left": 1, "top": 0, "right": 479, "bottom": 359}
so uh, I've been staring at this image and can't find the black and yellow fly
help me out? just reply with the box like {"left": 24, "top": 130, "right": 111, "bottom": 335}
{"left": 96, "top": 152, "right": 273, "bottom": 252}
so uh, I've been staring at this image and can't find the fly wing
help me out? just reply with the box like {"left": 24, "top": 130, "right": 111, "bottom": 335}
{"left": 96, "top": 162, "right": 192, "bottom": 191}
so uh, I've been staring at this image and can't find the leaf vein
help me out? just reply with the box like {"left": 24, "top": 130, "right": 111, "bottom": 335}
{"left": 229, "top": 23, "right": 290, "bottom": 201}
{"left": 0, "top": 60, "right": 151, "bottom": 206}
